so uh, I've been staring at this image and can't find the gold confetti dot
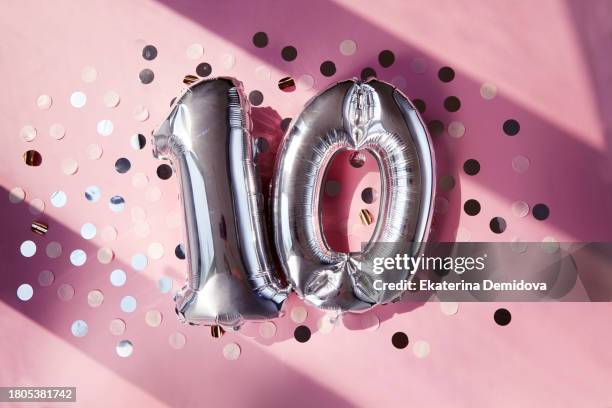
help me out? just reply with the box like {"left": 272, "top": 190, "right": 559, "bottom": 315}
{"left": 447, "top": 121, "right": 465, "bottom": 138}
{"left": 440, "top": 302, "right": 459, "bottom": 316}
{"left": 97, "top": 247, "right": 114, "bottom": 264}
{"left": 169, "top": 332, "right": 186, "bottom": 349}
{"left": 412, "top": 340, "right": 431, "bottom": 358}
{"left": 86, "top": 144, "right": 103, "bottom": 160}
{"left": 103, "top": 91, "right": 120, "bottom": 108}
{"left": 109, "top": 319, "right": 126, "bottom": 336}
{"left": 290, "top": 306, "right": 308, "bottom": 323}
{"left": 339, "top": 39, "right": 357, "bottom": 56}
{"left": 259, "top": 321, "right": 277, "bottom": 338}
{"left": 87, "top": 290, "right": 104, "bottom": 307}
{"left": 145, "top": 310, "right": 163, "bottom": 327}
{"left": 186, "top": 43, "right": 204, "bottom": 59}
{"left": 28, "top": 198, "right": 45, "bottom": 215}
{"left": 61, "top": 158, "right": 79, "bottom": 175}
{"left": 36, "top": 94, "right": 53, "bottom": 110}
{"left": 480, "top": 82, "right": 497, "bottom": 100}
{"left": 9, "top": 187, "right": 26, "bottom": 204}
{"left": 511, "top": 201, "right": 530, "bottom": 218}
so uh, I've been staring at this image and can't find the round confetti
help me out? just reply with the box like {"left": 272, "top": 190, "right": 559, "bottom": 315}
{"left": 87, "top": 290, "right": 104, "bottom": 308}
{"left": 494, "top": 308, "right": 511, "bottom": 326}
{"left": 38, "top": 269, "right": 54, "bottom": 286}
{"left": 84, "top": 185, "right": 101, "bottom": 202}
{"left": 223, "top": 343, "right": 241, "bottom": 360}
{"left": 434, "top": 196, "right": 449, "bottom": 214}
{"left": 57, "top": 284, "right": 75, "bottom": 301}
{"left": 444, "top": 96, "right": 461, "bottom": 112}
{"left": 132, "top": 172, "right": 149, "bottom": 189}
{"left": 133, "top": 105, "right": 149, "bottom": 122}
{"left": 145, "top": 186, "right": 162, "bottom": 202}
{"left": 97, "top": 247, "right": 114, "bottom": 264}
{"left": 71, "top": 320, "right": 88, "bottom": 337}
{"left": 259, "top": 321, "right": 277, "bottom": 339}
{"left": 175, "top": 244, "right": 186, "bottom": 260}
{"left": 169, "top": 332, "right": 186, "bottom": 349}
{"left": 9, "top": 187, "right": 26, "bottom": 204}
{"left": 297, "top": 74, "right": 314, "bottom": 90}
{"left": 139, "top": 69, "right": 154, "bottom": 84}
{"left": 541, "top": 236, "right": 560, "bottom": 254}
{"left": 378, "top": 50, "right": 395, "bottom": 68}
{"left": 447, "top": 121, "right": 465, "bottom": 138}
{"left": 156, "top": 164, "right": 173, "bottom": 180}
{"left": 325, "top": 180, "right": 341, "bottom": 197}
{"left": 280, "top": 117, "right": 292, "bottom": 131}
{"left": 49, "top": 123, "right": 66, "bottom": 140}
{"left": 158, "top": 276, "right": 173, "bottom": 293}
{"left": 109, "top": 319, "right": 126, "bottom": 336}
{"left": 147, "top": 242, "right": 165, "bottom": 260}
{"left": 36, "top": 94, "right": 52, "bottom": 110}
{"left": 45, "top": 241, "right": 62, "bottom": 258}
{"left": 463, "top": 159, "right": 480, "bottom": 176}
{"left": 412, "top": 340, "right": 431, "bottom": 358}
{"left": 464, "top": 199, "right": 481, "bottom": 216}
{"left": 81, "top": 66, "right": 97, "bottom": 83}
{"left": 254, "top": 66, "right": 271, "bottom": 80}
{"left": 17, "top": 284, "right": 33, "bottom": 301}
{"left": 221, "top": 53, "right": 236, "bottom": 70}
{"left": 70, "top": 249, "right": 87, "bottom": 266}
{"left": 86, "top": 144, "right": 103, "bottom": 160}
{"left": 511, "top": 237, "right": 528, "bottom": 253}
{"left": 320, "top": 61, "right": 336, "bottom": 77}
{"left": 186, "top": 43, "right": 204, "bottom": 58}
{"left": 142, "top": 45, "right": 157, "bottom": 60}
{"left": 130, "top": 133, "right": 146, "bottom": 150}
{"left": 480, "top": 82, "right": 498, "bottom": 99}
{"left": 427, "top": 120, "right": 444, "bottom": 137}
{"left": 80, "top": 223, "right": 97, "bottom": 240}
{"left": 294, "top": 325, "right": 311, "bottom": 343}
{"left": 438, "top": 175, "right": 455, "bottom": 192}
{"left": 281, "top": 46, "right": 297, "bottom": 61}
{"left": 20, "top": 125, "right": 37, "bottom": 142}
{"left": 503, "top": 119, "right": 520, "bottom": 136}
{"left": 412, "top": 98, "right": 425, "bottom": 114}
{"left": 23, "top": 150, "right": 42, "bottom": 166}
{"left": 290, "top": 306, "right": 308, "bottom": 323}
{"left": 248, "top": 90, "right": 264, "bottom": 106}
{"left": 130, "top": 206, "right": 146, "bottom": 222}
{"left": 511, "top": 201, "right": 530, "bottom": 218}
{"left": 116, "top": 340, "right": 134, "bottom": 357}
{"left": 109, "top": 195, "right": 125, "bottom": 212}
{"left": 70, "top": 91, "right": 87, "bottom": 108}
{"left": 349, "top": 151, "right": 366, "bottom": 168}
{"left": 131, "top": 253, "right": 148, "bottom": 271}
{"left": 110, "top": 269, "right": 127, "bottom": 287}
{"left": 61, "top": 158, "right": 78, "bottom": 175}
{"left": 145, "top": 310, "right": 163, "bottom": 327}
{"left": 361, "top": 187, "right": 378, "bottom": 204}
{"left": 28, "top": 198, "right": 45, "bottom": 215}
{"left": 512, "top": 155, "right": 530, "bottom": 173}
{"left": 20, "top": 240, "right": 36, "bottom": 257}
{"left": 317, "top": 314, "right": 337, "bottom": 334}
{"left": 252, "top": 32, "right": 268, "bottom": 48}
{"left": 120, "top": 296, "right": 137, "bottom": 313}
{"left": 391, "top": 332, "right": 409, "bottom": 349}
{"left": 50, "top": 190, "right": 67, "bottom": 207}
{"left": 456, "top": 227, "right": 472, "bottom": 242}
{"left": 438, "top": 66, "right": 455, "bottom": 82}
{"left": 101, "top": 226, "right": 117, "bottom": 242}
{"left": 114, "top": 158, "right": 131, "bottom": 174}
{"left": 339, "top": 39, "right": 357, "bottom": 56}
{"left": 391, "top": 75, "right": 407, "bottom": 89}
{"left": 196, "top": 62, "right": 212, "bottom": 77}
{"left": 490, "top": 217, "right": 507, "bottom": 234}
{"left": 361, "top": 67, "right": 376, "bottom": 80}
{"left": 410, "top": 57, "right": 427, "bottom": 73}
{"left": 103, "top": 91, "right": 121, "bottom": 108}
{"left": 532, "top": 203, "right": 550, "bottom": 221}
{"left": 440, "top": 302, "right": 459, "bottom": 316}
{"left": 97, "top": 119, "right": 113, "bottom": 136}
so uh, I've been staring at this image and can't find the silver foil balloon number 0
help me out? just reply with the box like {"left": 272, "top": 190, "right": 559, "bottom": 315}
{"left": 272, "top": 79, "right": 435, "bottom": 312}
{"left": 153, "top": 78, "right": 287, "bottom": 328}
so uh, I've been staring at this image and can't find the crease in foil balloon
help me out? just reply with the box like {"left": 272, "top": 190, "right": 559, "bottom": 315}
{"left": 272, "top": 78, "right": 435, "bottom": 313}
{"left": 152, "top": 77, "right": 287, "bottom": 329}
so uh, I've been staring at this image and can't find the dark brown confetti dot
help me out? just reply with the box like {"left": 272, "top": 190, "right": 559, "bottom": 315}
{"left": 463, "top": 159, "right": 480, "bottom": 175}
{"left": 294, "top": 325, "right": 311, "bottom": 343}
{"left": 427, "top": 120, "right": 444, "bottom": 137}
{"left": 532, "top": 203, "right": 550, "bottom": 220}
{"left": 490, "top": 217, "right": 507, "bottom": 234}
{"left": 249, "top": 90, "right": 264, "bottom": 106}
{"left": 438, "top": 66, "right": 455, "bottom": 82}
{"left": 391, "top": 332, "right": 409, "bottom": 349}
{"left": 23, "top": 150, "right": 42, "bottom": 166}
{"left": 444, "top": 96, "right": 461, "bottom": 112}
{"left": 503, "top": 119, "right": 520, "bottom": 136}
{"left": 142, "top": 45, "right": 157, "bottom": 61}
{"left": 320, "top": 61, "right": 336, "bottom": 77}
{"left": 360, "top": 67, "right": 377, "bottom": 80}
{"left": 378, "top": 50, "right": 395, "bottom": 68}
{"left": 280, "top": 117, "right": 292, "bottom": 132}
{"left": 349, "top": 151, "right": 366, "bottom": 168}
{"left": 175, "top": 244, "right": 185, "bottom": 260}
{"left": 196, "top": 62, "right": 212, "bottom": 77}
{"left": 157, "top": 164, "right": 173, "bottom": 180}
{"left": 494, "top": 308, "right": 512, "bottom": 326}
{"left": 281, "top": 46, "right": 298, "bottom": 61}
{"left": 464, "top": 199, "right": 481, "bottom": 216}
{"left": 412, "top": 98, "right": 426, "bottom": 114}
{"left": 114, "top": 158, "right": 131, "bottom": 174}
{"left": 139, "top": 68, "right": 154, "bottom": 84}
{"left": 252, "top": 32, "right": 268, "bottom": 48}
{"left": 361, "top": 187, "right": 377, "bottom": 204}
{"left": 278, "top": 77, "right": 296, "bottom": 92}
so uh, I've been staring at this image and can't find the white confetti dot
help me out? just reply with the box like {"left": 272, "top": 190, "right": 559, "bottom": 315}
{"left": 17, "top": 284, "right": 33, "bottom": 301}
{"left": 61, "top": 158, "right": 79, "bottom": 175}
{"left": 147, "top": 242, "right": 165, "bottom": 260}
{"left": 97, "top": 119, "right": 114, "bottom": 136}
{"left": 50, "top": 123, "right": 66, "bottom": 141}
{"left": 254, "top": 66, "right": 271, "bottom": 80}
{"left": 80, "top": 223, "right": 97, "bottom": 240}
{"left": 511, "top": 201, "right": 530, "bottom": 218}
{"left": 86, "top": 144, "right": 103, "bottom": 160}
{"left": 133, "top": 222, "right": 150, "bottom": 238}
{"left": 412, "top": 340, "right": 431, "bottom": 358}
{"left": 116, "top": 340, "right": 133, "bottom": 357}
{"left": 447, "top": 121, "right": 465, "bottom": 138}
{"left": 131, "top": 253, "right": 148, "bottom": 271}
{"left": 297, "top": 74, "right": 315, "bottom": 90}
{"left": 339, "top": 39, "right": 357, "bottom": 56}
{"left": 110, "top": 269, "right": 127, "bottom": 287}
{"left": 221, "top": 53, "right": 236, "bottom": 69}
{"left": 28, "top": 198, "right": 45, "bottom": 215}
{"left": 50, "top": 191, "right": 67, "bottom": 207}
{"left": 169, "top": 332, "right": 186, "bottom": 349}
{"left": 71, "top": 320, "right": 88, "bottom": 337}
{"left": 440, "top": 302, "right": 459, "bottom": 316}
{"left": 81, "top": 66, "right": 98, "bottom": 83}
{"left": 222, "top": 342, "right": 241, "bottom": 360}
{"left": 36, "top": 94, "right": 53, "bottom": 110}
{"left": 38, "top": 269, "right": 54, "bottom": 286}
{"left": 101, "top": 226, "right": 117, "bottom": 242}
{"left": 290, "top": 306, "right": 308, "bottom": 323}
{"left": 512, "top": 155, "right": 530, "bottom": 173}
{"left": 511, "top": 237, "right": 528, "bottom": 253}
{"left": 456, "top": 227, "right": 472, "bottom": 242}
{"left": 410, "top": 57, "right": 427, "bottom": 74}
{"left": 97, "top": 247, "right": 114, "bottom": 264}
{"left": 145, "top": 310, "right": 163, "bottom": 327}
{"left": 109, "top": 319, "right": 126, "bottom": 336}
{"left": 259, "top": 321, "right": 277, "bottom": 339}
{"left": 45, "top": 241, "right": 62, "bottom": 258}
{"left": 103, "top": 91, "right": 120, "bottom": 108}
{"left": 20, "top": 240, "right": 36, "bottom": 257}
{"left": 132, "top": 172, "right": 149, "bottom": 189}
{"left": 186, "top": 43, "right": 204, "bottom": 59}
{"left": 480, "top": 82, "right": 497, "bottom": 100}
{"left": 120, "top": 296, "right": 137, "bottom": 313}
{"left": 9, "top": 187, "right": 26, "bottom": 204}
{"left": 541, "top": 237, "right": 560, "bottom": 254}
{"left": 87, "top": 290, "right": 104, "bottom": 307}
{"left": 133, "top": 105, "right": 149, "bottom": 122}
{"left": 57, "top": 284, "right": 75, "bottom": 301}
{"left": 70, "top": 91, "right": 87, "bottom": 108}
{"left": 70, "top": 249, "right": 87, "bottom": 266}
{"left": 145, "top": 186, "right": 162, "bottom": 202}
{"left": 130, "top": 206, "right": 146, "bottom": 222}
{"left": 20, "top": 125, "right": 37, "bottom": 142}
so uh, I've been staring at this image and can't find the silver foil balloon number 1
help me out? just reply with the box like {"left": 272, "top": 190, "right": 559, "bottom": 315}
{"left": 153, "top": 78, "right": 287, "bottom": 329}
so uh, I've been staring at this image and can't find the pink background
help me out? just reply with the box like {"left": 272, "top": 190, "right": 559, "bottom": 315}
{"left": 1, "top": 0, "right": 612, "bottom": 407}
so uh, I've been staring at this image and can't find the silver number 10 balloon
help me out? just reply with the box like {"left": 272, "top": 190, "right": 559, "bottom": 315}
{"left": 152, "top": 78, "right": 287, "bottom": 328}
{"left": 272, "top": 79, "right": 435, "bottom": 312}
